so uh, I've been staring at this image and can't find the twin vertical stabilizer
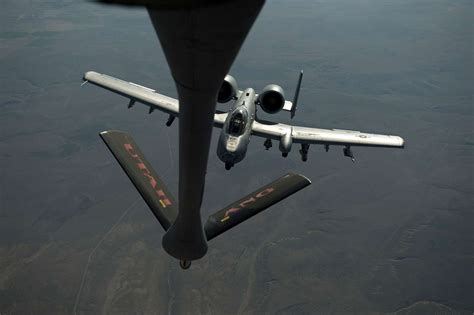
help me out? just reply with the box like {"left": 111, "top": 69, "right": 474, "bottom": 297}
{"left": 291, "top": 70, "right": 303, "bottom": 119}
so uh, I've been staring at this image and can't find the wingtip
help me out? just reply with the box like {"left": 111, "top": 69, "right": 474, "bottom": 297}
{"left": 300, "top": 174, "right": 312, "bottom": 185}
{"left": 83, "top": 70, "right": 99, "bottom": 81}
{"left": 99, "top": 130, "right": 126, "bottom": 137}
{"left": 399, "top": 137, "right": 405, "bottom": 148}
{"left": 285, "top": 172, "right": 312, "bottom": 184}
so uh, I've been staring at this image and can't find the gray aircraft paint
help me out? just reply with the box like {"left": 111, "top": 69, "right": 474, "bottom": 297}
{"left": 217, "top": 88, "right": 256, "bottom": 167}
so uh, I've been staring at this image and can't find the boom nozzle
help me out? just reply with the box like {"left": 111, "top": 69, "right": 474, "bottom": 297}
{"left": 162, "top": 216, "right": 208, "bottom": 261}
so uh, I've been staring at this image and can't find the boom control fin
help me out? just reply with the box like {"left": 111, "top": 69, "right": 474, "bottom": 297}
{"left": 204, "top": 173, "right": 311, "bottom": 241}
{"left": 100, "top": 131, "right": 311, "bottom": 266}
{"left": 100, "top": 130, "right": 178, "bottom": 230}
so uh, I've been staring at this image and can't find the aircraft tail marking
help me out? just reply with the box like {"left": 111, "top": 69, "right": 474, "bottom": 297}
{"left": 204, "top": 173, "right": 311, "bottom": 241}
{"left": 100, "top": 130, "right": 178, "bottom": 231}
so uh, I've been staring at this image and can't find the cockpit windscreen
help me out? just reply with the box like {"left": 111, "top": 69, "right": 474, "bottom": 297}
{"left": 228, "top": 112, "right": 247, "bottom": 136}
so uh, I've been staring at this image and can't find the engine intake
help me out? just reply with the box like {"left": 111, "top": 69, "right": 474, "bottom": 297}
{"left": 258, "top": 84, "right": 285, "bottom": 114}
{"left": 217, "top": 75, "right": 238, "bottom": 103}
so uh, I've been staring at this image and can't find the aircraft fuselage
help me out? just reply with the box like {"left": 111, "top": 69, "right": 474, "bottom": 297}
{"left": 217, "top": 88, "right": 256, "bottom": 169}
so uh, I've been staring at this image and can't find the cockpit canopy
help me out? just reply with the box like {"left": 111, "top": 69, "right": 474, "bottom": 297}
{"left": 228, "top": 111, "right": 247, "bottom": 136}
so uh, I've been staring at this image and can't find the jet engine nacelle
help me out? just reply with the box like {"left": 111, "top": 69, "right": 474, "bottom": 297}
{"left": 257, "top": 84, "right": 286, "bottom": 114}
{"left": 217, "top": 75, "right": 238, "bottom": 103}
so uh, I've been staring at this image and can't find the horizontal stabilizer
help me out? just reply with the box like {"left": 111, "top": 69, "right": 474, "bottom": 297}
{"left": 204, "top": 173, "right": 311, "bottom": 241}
{"left": 100, "top": 130, "right": 178, "bottom": 230}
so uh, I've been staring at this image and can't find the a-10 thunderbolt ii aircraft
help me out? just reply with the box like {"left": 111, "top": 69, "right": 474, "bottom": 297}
{"left": 83, "top": 69, "right": 405, "bottom": 170}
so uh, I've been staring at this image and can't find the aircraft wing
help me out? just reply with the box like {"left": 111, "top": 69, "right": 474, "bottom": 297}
{"left": 83, "top": 71, "right": 228, "bottom": 127}
{"left": 252, "top": 120, "right": 405, "bottom": 148}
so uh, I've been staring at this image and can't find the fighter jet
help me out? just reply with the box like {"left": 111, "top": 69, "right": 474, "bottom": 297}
{"left": 83, "top": 70, "right": 405, "bottom": 170}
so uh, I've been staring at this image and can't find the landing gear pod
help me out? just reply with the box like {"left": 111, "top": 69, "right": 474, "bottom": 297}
{"left": 279, "top": 130, "right": 293, "bottom": 155}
